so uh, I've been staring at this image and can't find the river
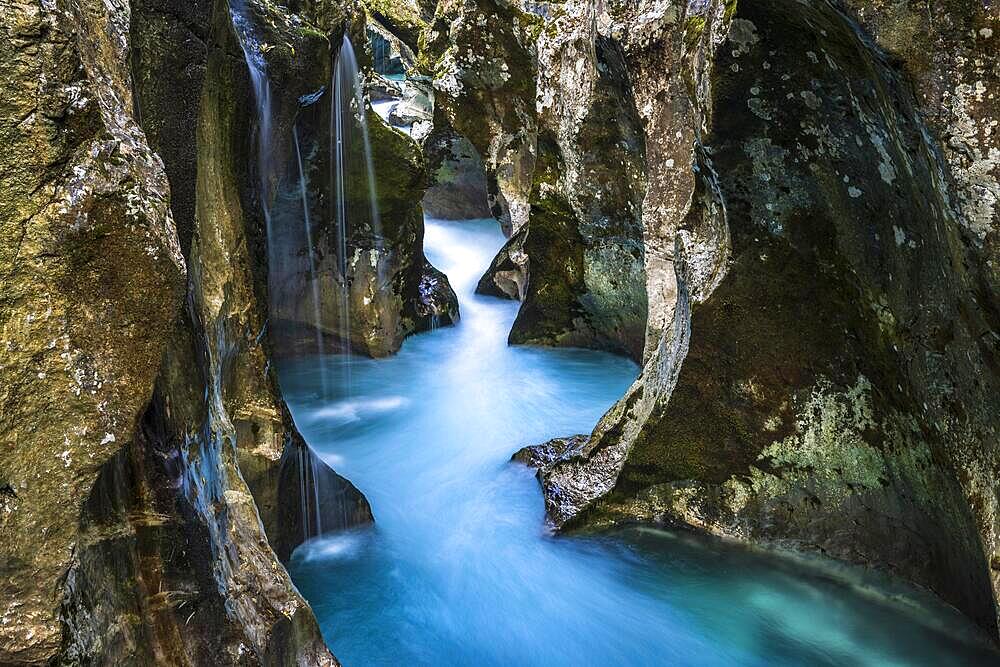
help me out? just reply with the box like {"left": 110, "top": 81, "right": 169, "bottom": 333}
{"left": 281, "top": 218, "right": 998, "bottom": 666}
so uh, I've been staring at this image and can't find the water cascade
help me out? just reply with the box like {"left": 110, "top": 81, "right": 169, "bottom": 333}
{"left": 329, "top": 34, "right": 384, "bottom": 386}
{"left": 229, "top": 0, "right": 327, "bottom": 545}
{"left": 293, "top": 127, "right": 330, "bottom": 399}
{"left": 228, "top": 0, "right": 275, "bottom": 263}
{"left": 295, "top": 440, "right": 324, "bottom": 541}
{"left": 283, "top": 218, "right": 1000, "bottom": 666}
{"left": 228, "top": 7, "right": 998, "bottom": 664}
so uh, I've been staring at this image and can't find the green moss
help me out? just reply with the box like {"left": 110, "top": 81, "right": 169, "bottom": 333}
{"left": 684, "top": 16, "right": 707, "bottom": 50}
{"left": 296, "top": 24, "right": 327, "bottom": 40}
{"left": 363, "top": 0, "right": 427, "bottom": 52}
{"left": 723, "top": 0, "right": 739, "bottom": 22}
{"left": 508, "top": 135, "right": 587, "bottom": 345}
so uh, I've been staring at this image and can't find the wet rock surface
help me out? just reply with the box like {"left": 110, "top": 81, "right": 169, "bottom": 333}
{"left": 521, "top": 0, "right": 1000, "bottom": 640}
{"left": 476, "top": 225, "right": 529, "bottom": 300}
{"left": 2, "top": 0, "right": 1000, "bottom": 659}
{"left": 424, "top": 0, "right": 649, "bottom": 360}
{"left": 263, "top": 12, "right": 458, "bottom": 359}
{"left": 2, "top": 0, "right": 378, "bottom": 662}
{"left": 0, "top": 0, "right": 185, "bottom": 660}
{"left": 512, "top": 434, "right": 588, "bottom": 471}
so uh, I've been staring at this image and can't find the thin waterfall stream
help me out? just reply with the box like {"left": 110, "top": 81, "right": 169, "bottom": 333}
{"left": 293, "top": 127, "right": 330, "bottom": 400}
{"left": 329, "top": 34, "right": 385, "bottom": 389}
{"left": 229, "top": 0, "right": 274, "bottom": 263}
{"left": 229, "top": 0, "right": 337, "bottom": 543}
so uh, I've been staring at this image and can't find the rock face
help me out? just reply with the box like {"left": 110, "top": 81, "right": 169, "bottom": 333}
{"left": 0, "top": 0, "right": 185, "bottom": 660}
{"left": 423, "top": 123, "right": 493, "bottom": 220}
{"left": 844, "top": 0, "right": 999, "bottom": 257}
{"left": 1, "top": 0, "right": 377, "bottom": 663}
{"left": 493, "top": 3, "right": 648, "bottom": 360}
{"left": 2, "top": 0, "right": 998, "bottom": 660}
{"left": 261, "top": 8, "right": 459, "bottom": 359}
{"left": 519, "top": 0, "right": 1000, "bottom": 640}
{"left": 512, "top": 435, "right": 588, "bottom": 470}
{"left": 423, "top": 0, "right": 649, "bottom": 360}
{"left": 529, "top": 0, "right": 732, "bottom": 537}
{"left": 362, "top": 0, "right": 427, "bottom": 54}
{"left": 421, "top": 0, "right": 541, "bottom": 236}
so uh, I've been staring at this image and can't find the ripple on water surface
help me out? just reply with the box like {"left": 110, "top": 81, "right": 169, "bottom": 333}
{"left": 281, "top": 218, "right": 999, "bottom": 666}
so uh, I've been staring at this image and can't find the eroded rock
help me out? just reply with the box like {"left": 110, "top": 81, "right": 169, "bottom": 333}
{"left": 1, "top": 0, "right": 376, "bottom": 662}
{"left": 528, "top": 0, "right": 1000, "bottom": 639}
{"left": 0, "top": 0, "right": 185, "bottom": 660}
{"left": 262, "top": 13, "right": 459, "bottom": 359}
{"left": 421, "top": 0, "right": 541, "bottom": 235}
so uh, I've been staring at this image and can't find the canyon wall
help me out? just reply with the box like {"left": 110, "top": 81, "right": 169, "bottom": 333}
{"left": 420, "top": 0, "right": 649, "bottom": 360}
{"left": 513, "top": 0, "right": 1000, "bottom": 639}
{"left": 0, "top": 0, "right": 424, "bottom": 662}
{"left": 239, "top": 0, "right": 458, "bottom": 360}
{"left": 2, "top": 0, "right": 998, "bottom": 659}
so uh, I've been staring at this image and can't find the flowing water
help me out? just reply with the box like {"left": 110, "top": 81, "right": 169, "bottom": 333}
{"left": 230, "top": 3, "right": 338, "bottom": 541}
{"left": 282, "top": 218, "right": 1000, "bottom": 666}
{"left": 292, "top": 127, "right": 330, "bottom": 400}
{"left": 229, "top": 0, "right": 274, "bottom": 258}
{"left": 331, "top": 35, "right": 385, "bottom": 368}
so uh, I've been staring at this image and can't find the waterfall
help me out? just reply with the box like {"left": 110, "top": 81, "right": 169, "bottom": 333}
{"left": 293, "top": 127, "right": 330, "bottom": 400}
{"left": 330, "top": 34, "right": 385, "bottom": 390}
{"left": 229, "top": 0, "right": 275, "bottom": 261}
{"left": 297, "top": 444, "right": 310, "bottom": 540}
{"left": 296, "top": 443, "right": 324, "bottom": 542}
{"left": 228, "top": 9, "right": 387, "bottom": 545}
{"left": 230, "top": 0, "right": 328, "bottom": 544}
{"left": 310, "top": 452, "right": 323, "bottom": 536}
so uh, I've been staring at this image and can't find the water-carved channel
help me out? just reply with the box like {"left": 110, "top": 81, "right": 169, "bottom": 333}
{"left": 281, "top": 219, "right": 999, "bottom": 666}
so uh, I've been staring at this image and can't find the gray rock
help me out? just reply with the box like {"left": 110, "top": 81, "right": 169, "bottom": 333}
{"left": 526, "top": 0, "right": 1000, "bottom": 640}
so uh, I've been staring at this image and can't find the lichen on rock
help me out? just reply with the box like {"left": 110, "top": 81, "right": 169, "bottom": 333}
{"left": 519, "top": 0, "right": 1000, "bottom": 640}
{"left": 0, "top": 0, "right": 185, "bottom": 660}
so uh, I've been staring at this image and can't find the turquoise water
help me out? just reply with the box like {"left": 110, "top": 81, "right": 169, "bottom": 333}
{"left": 282, "top": 218, "right": 999, "bottom": 666}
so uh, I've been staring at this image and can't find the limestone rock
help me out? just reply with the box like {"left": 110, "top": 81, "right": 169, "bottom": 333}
{"left": 422, "top": 112, "right": 492, "bottom": 220}
{"left": 0, "top": 0, "right": 185, "bottom": 660}
{"left": 497, "top": 2, "right": 648, "bottom": 360}
{"left": 421, "top": 0, "right": 541, "bottom": 235}
{"left": 512, "top": 434, "right": 588, "bottom": 470}
{"left": 427, "top": 0, "right": 649, "bottom": 360}
{"left": 1, "top": 0, "right": 375, "bottom": 662}
{"left": 529, "top": 0, "right": 1000, "bottom": 640}
{"left": 477, "top": 225, "right": 529, "bottom": 299}
{"left": 362, "top": 0, "right": 427, "bottom": 53}
{"left": 261, "top": 15, "right": 458, "bottom": 359}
